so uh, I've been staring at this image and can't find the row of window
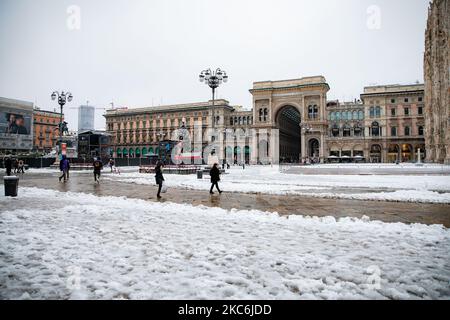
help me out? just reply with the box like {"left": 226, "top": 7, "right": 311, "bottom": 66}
{"left": 330, "top": 110, "right": 364, "bottom": 121}
{"left": 389, "top": 106, "right": 423, "bottom": 116}
{"left": 369, "top": 122, "right": 424, "bottom": 137}
{"left": 230, "top": 116, "right": 253, "bottom": 126}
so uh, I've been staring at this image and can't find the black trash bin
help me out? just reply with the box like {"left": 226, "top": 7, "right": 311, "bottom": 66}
{"left": 196, "top": 170, "right": 203, "bottom": 179}
{"left": 4, "top": 176, "right": 19, "bottom": 197}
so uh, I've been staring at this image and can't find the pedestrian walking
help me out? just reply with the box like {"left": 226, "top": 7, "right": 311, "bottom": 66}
{"left": 93, "top": 157, "right": 103, "bottom": 183}
{"left": 58, "top": 156, "right": 70, "bottom": 182}
{"left": 209, "top": 163, "right": 222, "bottom": 194}
{"left": 155, "top": 161, "right": 165, "bottom": 199}
{"left": 4, "top": 155, "right": 12, "bottom": 176}
{"left": 13, "top": 158, "right": 18, "bottom": 174}
{"left": 17, "top": 159, "right": 25, "bottom": 174}
{"left": 109, "top": 158, "right": 115, "bottom": 172}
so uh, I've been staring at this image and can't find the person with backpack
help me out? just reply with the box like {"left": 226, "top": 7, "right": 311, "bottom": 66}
{"left": 93, "top": 157, "right": 103, "bottom": 183}
{"left": 155, "top": 161, "right": 165, "bottom": 199}
{"left": 59, "top": 156, "right": 70, "bottom": 182}
{"left": 209, "top": 163, "right": 222, "bottom": 195}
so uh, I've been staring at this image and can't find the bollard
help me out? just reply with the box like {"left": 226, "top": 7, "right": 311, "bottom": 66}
{"left": 4, "top": 176, "right": 19, "bottom": 197}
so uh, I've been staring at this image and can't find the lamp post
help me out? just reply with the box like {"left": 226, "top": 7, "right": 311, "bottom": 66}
{"left": 199, "top": 68, "right": 228, "bottom": 153}
{"left": 51, "top": 91, "right": 73, "bottom": 158}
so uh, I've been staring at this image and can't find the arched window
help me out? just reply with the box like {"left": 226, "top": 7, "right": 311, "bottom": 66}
{"left": 343, "top": 125, "right": 351, "bottom": 137}
{"left": 243, "top": 117, "right": 247, "bottom": 125}
{"left": 332, "top": 125, "right": 340, "bottom": 137}
{"left": 371, "top": 121, "right": 380, "bottom": 136}
{"left": 404, "top": 126, "right": 410, "bottom": 136}
{"left": 358, "top": 110, "right": 364, "bottom": 120}
{"left": 263, "top": 108, "right": 268, "bottom": 121}
{"left": 342, "top": 111, "right": 347, "bottom": 120}
{"left": 353, "top": 111, "right": 358, "bottom": 120}
{"left": 370, "top": 107, "right": 375, "bottom": 118}
{"left": 391, "top": 127, "right": 397, "bottom": 136}
{"left": 375, "top": 106, "right": 381, "bottom": 117}
{"left": 336, "top": 112, "right": 341, "bottom": 121}
{"left": 308, "top": 105, "right": 319, "bottom": 119}
{"left": 354, "top": 125, "right": 362, "bottom": 136}
{"left": 418, "top": 126, "right": 424, "bottom": 136}
{"left": 247, "top": 116, "right": 251, "bottom": 125}
{"left": 230, "top": 117, "right": 233, "bottom": 125}
{"left": 259, "top": 109, "right": 263, "bottom": 122}
{"left": 234, "top": 116, "right": 238, "bottom": 125}
{"left": 330, "top": 112, "right": 336, "bottom": 121}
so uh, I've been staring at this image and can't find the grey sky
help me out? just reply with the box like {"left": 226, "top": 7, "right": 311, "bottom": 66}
{"left": 0, "top": 0, "right": 430, "bottom": 130}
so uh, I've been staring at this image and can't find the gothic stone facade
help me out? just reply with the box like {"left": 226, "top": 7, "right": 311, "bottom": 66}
{"left": 424, "top": 0, "right": 450, "bottom": 164}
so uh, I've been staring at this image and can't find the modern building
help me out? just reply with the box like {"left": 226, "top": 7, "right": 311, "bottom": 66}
{"left": 105, "top": 77, "right": 428, "bottom": 164}
{"left": 32, "top": 108, "right": 62, "bottom": 153}
{"left": 360, "top": 84, "right": 425, "bottom": 163}
{"left": 424, "top": 0, "right": 450, "bottom": 164}
{"left": 78, "top": 105, "right": 95, "bottom": 133}
{"left": 77, "top": 130, "right": 112, "bottom": 160}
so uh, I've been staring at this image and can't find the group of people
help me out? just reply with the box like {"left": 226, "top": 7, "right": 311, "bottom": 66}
{"left": 58, "top": 156, "right": 104, "bottom": 183}
{"left": 154, "top": 162, "right": 223, "bottom": 199}
{"left": 3, "top": 155, "right": 25, "bottom": 176}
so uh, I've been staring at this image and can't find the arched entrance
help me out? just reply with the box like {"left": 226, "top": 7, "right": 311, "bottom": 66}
{"left": 308, "top": 139, "right": 320, "bottom": 158}
{"left": 370, "top": 144, "right": 382, "bottom": 163}
{"left": 276, "top": 105, "right": 301, "bottom": 163}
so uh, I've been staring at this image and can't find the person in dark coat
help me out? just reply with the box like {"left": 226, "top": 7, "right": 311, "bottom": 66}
{"left": 155, "top": 161, "right": 165, "bottom": 199}
{"left": 209, "top": 163, "right": 222, "bottom": 194}
{"left": 93, "top": 157, "right": 103, "bottom": 183}
{"left": 59, "top": 156, "right": 70, "bottom": 182}
{"left": 4, "top": 155, "right": 12, "bottom": 176}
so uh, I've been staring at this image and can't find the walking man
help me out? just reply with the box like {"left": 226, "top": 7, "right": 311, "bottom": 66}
{"left": 155, "top": 161, "right": 165, "bottom": 199}
{"left": 93, "top": 157, "right": 103, "bottom": 183}
{"left": 209, "top": 163, "right": 222, "bottom": 194}
{"left": 59, "top": 156, "right": 69, "bottom": 182}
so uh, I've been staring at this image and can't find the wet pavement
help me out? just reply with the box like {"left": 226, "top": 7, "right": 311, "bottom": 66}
{"left": 3, "top": 170, "right": 450, "bottom": 227}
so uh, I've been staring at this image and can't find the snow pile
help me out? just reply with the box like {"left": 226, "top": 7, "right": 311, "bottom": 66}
{"left": 1, "top": 187, "right": 449, "bottom": 300}
{"left": 102, "top": 166, "right": 450, "bottom": 204}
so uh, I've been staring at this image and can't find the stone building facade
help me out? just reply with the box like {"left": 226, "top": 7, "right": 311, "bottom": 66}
{"left": 32, "top": 108, "right": 62, "bottom": 153}
{"left": 105, "top": 77, "right": 426, "bottom": 164}
{"left": 105, "top": 100, "right": 254, "bottom": 163}
{"left": 360, "top": 84, "right": 425, "bottom": 163}
{"left": 424, "top": 0, "right": 450, "bottom": 164}
{"left": 325, "top": 100, "right": 366, "bottom": 162}
{"left": 249, "top": 76, "right": 329, "bottom": 163}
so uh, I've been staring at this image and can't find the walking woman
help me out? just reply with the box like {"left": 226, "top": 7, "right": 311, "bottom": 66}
{"left": 209, "top": 163, "right": 222, "bottom": 194}
{"left": 155, "top": 161, "right": 165, "bottom": 199}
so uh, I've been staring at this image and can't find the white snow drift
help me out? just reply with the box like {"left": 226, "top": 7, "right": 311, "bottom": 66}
{"left": 0, "top": 187, "right": 449, "bottom": 300}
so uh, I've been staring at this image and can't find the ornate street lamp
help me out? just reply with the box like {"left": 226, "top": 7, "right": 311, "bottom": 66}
{"left": 199, "top": 68, "right": 228, "bottom": 131}
{"left": 51, "top": 90, "right": 73, "bottom": 157}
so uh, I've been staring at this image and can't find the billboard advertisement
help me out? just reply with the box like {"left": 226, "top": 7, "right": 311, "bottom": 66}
{"left": 0, "top": 97, "right": 34, "bottom": 151}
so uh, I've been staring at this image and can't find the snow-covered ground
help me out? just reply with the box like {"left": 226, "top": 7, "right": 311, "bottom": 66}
{"left": 103, "top": 166, "right": 450, "bottom": 204}
{"left": 0, "top": 187, "right": 449, "bottom": 300}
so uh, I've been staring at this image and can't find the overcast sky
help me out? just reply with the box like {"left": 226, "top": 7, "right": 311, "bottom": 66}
{"left": 0, "top": 0, "right": 430, "bottom": 130}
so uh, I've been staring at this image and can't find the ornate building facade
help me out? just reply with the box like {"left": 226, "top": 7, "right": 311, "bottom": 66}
{"left": 424, "top": 0, "right": 450, "bottom": 164}
{"left": 360, "top": 84, "right": 425, "bottom": 163}
{"left": 104, "top": 77, "right": 426, "bottom": 164}
{"left": 249, "top": 76, "right": 329, "bottom": 163}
